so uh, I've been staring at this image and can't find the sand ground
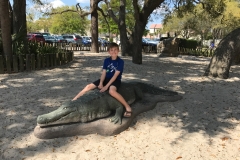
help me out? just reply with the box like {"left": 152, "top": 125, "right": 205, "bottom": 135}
{"left": 0, "top": 51, "right": 240, "bottom": 160}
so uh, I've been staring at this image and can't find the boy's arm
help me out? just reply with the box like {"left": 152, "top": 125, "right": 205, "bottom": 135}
{"left": 98, "top": 69, "right": 106, "bottom": 89}
{"left": 100, "top": 71, "right": 120, "bottom": 92}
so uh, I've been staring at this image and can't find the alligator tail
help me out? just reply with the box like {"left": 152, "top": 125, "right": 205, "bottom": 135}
{"left": 133, "top": 82, "right": 178, "bottom": 96}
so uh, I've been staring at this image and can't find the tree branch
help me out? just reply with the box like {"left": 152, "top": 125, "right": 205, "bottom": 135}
{"left": 48, "top": 3, "right": 91, "bottom": 18}
{"left": 132, "top": 0, "right": 139, "bottom": 22}
{"left": 97, "top": 6, "right": 110, "bottom": 35}
{"left": 103, "top": 0, "right": 118, "bottom": 24}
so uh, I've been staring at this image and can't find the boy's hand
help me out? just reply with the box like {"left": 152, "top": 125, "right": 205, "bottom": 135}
{"left": 98, "top": 84, "right": 103, "bottom": 89}
{"left": 100, "top": 86, "right": 108, "bottom": 92}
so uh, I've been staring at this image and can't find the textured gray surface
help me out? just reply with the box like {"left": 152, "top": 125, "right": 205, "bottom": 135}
{"left": 34, "top": 94, "right": 182, "bottom": 139}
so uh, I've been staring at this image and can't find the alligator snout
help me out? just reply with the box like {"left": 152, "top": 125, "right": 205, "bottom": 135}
{"left": 37, "top": 116, "right": 46, "bottom": 124}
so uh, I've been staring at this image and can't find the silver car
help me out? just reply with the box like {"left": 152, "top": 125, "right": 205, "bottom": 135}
{"left": 62, "top": 35, "right": 83, "bottom": 45}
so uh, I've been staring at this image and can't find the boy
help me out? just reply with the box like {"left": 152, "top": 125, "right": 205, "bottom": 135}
{"left": 72, "top": 42, "right": 132, "bottom": 117}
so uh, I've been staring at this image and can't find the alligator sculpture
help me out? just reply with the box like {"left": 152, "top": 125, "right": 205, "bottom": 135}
{"left": 37, "top": 81, "right": 179, "bottom": 127}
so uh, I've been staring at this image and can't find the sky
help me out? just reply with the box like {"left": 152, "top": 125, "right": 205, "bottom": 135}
{"left": 46, "top": 0, "right": 162, "bottom": 29}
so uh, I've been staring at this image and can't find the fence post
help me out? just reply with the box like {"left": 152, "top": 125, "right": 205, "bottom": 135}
{"left": 0, "top": 55, "right": 4, "bottom": 74}
{"left": 62, "top": 52, "right": 66, "bottom": 64}
{"left": 46, "top": 54, "right": 50, "bottom": 68}
{"left": 70, "top": 51, "right": 73, "bottom": 61}
{"left": 50, "top": 53, "right": 53, "bottom": 67}
{"left": 13, "top": 55, "right": 18, "bottom": 73}
{"left": 65, "top": 52, "right": 69, "bottom": 63}
{"left": 37, "top": 54, "right": 41, "bottom": 69}
{"left": 59, "top": 53, "right": 62, "bottom": 65}
{"left": 26, "top": 54, "right": 31, "bottom": 71}
{"left": 6, "top": 55, "right": 11, "bottom": 74}
{"left": 31, "top": 54, "right": 36, "bottom": 70}
{"left": 53, "top": 53, "right": 57, "bottom": 66}
{"left": 41, "top": 54, "right": 45, "bottom": 68}
{"left": 56, "top": 53, "right": 60, "bottom": 65}
{"left": 19, "top": 55, "right": 24, "bottom": 72}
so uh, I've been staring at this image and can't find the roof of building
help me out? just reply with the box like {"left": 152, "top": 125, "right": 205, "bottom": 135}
{"left": 149, "top": 24, "right": 162, "bottom": 29}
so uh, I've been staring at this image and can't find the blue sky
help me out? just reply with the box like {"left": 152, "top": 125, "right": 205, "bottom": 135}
{"left": 49, "top": 0, "right": 90, "bottom": 8}
{"left": 29, "top": 0, "right": 162, "bottom": 29}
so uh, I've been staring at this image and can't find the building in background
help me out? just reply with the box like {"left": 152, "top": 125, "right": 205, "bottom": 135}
{"left": 145, "top": 24, "right": 163, "bottom": 39}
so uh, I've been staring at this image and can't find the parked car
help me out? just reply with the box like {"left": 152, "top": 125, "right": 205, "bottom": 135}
{"left": 82, "top": 36, "right": 92, "bottom": 43}
{"left": 44, "top": 36, "right": 57, "bottom": 43}
{"left": 41, "top": 32, "right": 51, "bottom": 37}
{"left": 142, "top": 38, "right": 157, "bottom": 46}
{"left": 142, "top": 38, "right": 158, "bottom": 52}
{"left": 62, "top": 35, "right": 83, "bottom": 45}
{"left": 153, "top": 37, "right": 169, "bottom": 42}
{"left": 54, "top": 36, "right": 67, "bottom": 43}
{"left": 27, "top": 34, "right": 45, "bottom": 43}
{"left": 82, "top": 37, "right": 91, "bottom": 46}
{"left": 98, "top": 38, "right": 109, "bottom": 47}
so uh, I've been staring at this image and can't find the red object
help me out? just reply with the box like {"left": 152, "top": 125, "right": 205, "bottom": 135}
{"left": 27, "top": 34, "right": 45, "bottom": 42}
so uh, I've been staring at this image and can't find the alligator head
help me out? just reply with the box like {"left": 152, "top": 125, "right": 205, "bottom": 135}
{"left": 37, "top": 101, "right": 81, "bottom": 127}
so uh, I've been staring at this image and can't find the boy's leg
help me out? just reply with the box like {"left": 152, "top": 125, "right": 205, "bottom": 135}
{"left": 72, "top": 83, "right": 96, "bottom": 101}
{"left": 108, "top": 86, "right": 132, "bottom": 117}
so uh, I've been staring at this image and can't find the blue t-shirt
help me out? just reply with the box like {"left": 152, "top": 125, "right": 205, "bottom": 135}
{"left": 103, "top": 57, "right": 124, "bottom": 80}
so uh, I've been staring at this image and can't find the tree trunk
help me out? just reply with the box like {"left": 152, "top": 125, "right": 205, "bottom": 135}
{"left": 118, "top": 0, "right": 131, "bottom": 56}
{"left": 204, "top": 28, "right": 240, "bottom": 79}
{"left": 107, "top": 0, "right": 164, "bottom": 63}
{"left": 13, "top": 0, "right": 28, "bottom": 54}
{"left": 130, "top": 0, "right": 164, "bottom": 64}
{"left": 132, "top": 20, "right": 146, "bottom": 64}
{"left": 125, "top": 0, "right": 164, "bottom": 64}
{"left": 90, "top": 0, "right": 99, "bottom": 53}
{"left": 0, "top": 0, "right": 12, "bottom": 59}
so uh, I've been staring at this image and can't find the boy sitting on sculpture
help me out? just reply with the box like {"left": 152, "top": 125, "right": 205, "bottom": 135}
{"left": 72, "top": 42, "right": 132, "bottom": 117}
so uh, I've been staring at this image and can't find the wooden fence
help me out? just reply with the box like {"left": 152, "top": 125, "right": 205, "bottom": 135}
{"left": 0, "top": 51, "right": 73, "bottom": 74}
{"left": 49, "top": 43, "right": 108, "bottom": 52}
{"left": 0, "top": 42, "right": 109, "bottom": 74}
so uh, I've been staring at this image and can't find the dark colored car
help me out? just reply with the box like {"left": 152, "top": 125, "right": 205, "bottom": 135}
{"left": 27, "top": 34, "right": 45, "bottom": 43}
{"left": 154, "top": 37, "right": 170, "bottom": 42}
{"left": 142, "top": 38, "right": 158, "bottom": 52}
{"left": 82, "top": 37, "right": 91, "bottom": 46}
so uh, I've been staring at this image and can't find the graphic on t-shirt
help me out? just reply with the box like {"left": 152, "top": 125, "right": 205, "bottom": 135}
{"left": 107, "top": 63, "right": 117, "bottom": 73}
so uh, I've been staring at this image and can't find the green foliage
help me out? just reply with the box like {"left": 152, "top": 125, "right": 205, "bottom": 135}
{"left": 98, "top": 0, "right": 135, "bottom": 35}
{"left": 26, "top": 5, "right": 90, "bottom": 34}
{"left": 179, "top": 39, "right": 199, "bottom": 49}
{"left": 49, "top": 6, "right": 89, "bottom": 35}
{"left": 163, "top": 0, "right": 240, "bottom": 40}
{"left": 28, "top": 42, "right": 62, "bottom": 55}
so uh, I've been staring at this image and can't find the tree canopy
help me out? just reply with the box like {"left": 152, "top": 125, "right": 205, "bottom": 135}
{"left": 162, "top": 0, "right": 240, "bottom": 40}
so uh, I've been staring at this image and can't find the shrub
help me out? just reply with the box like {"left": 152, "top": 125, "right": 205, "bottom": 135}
{"left": 179, "top": 39, "right": 199, "bottom": 49}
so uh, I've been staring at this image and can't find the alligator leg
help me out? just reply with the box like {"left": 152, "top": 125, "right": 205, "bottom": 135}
{"left": 109, "top": 104, "right": 124, "bottom": 124}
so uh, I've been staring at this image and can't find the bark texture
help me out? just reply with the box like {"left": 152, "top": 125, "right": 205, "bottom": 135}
{"left": 0, "top": 0, "right": 12, "bottom": 59}
{"left": 128, "top": 0, "right": 164, "bottom": 64}
{"left": 90, "top": 0, "right": 99, "bottom": 53}
{"left": 204, "top": 28, "right": 240, "bottom": 79}
{"left": 13, "top": 0, "right": 28, "bottom": 54}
